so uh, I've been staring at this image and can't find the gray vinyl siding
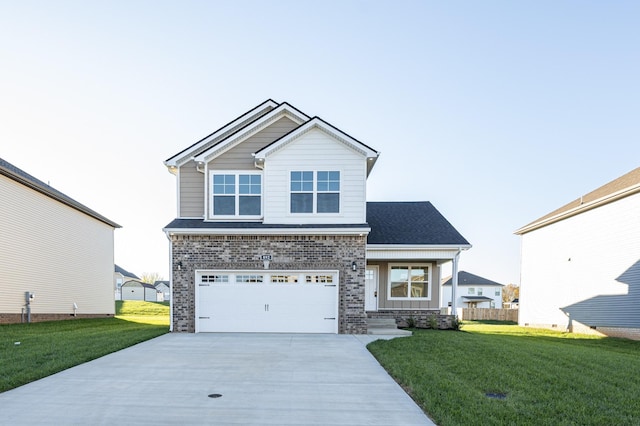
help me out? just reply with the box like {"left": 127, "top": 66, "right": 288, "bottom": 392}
{"left": 179, "top": 160, "right": 204, "bottom": 218}
{"left": 208, "top": 117, "right": 299, "bottom": 170}
{"left": 369, "top": 261, "right": 441, "bottom": 310}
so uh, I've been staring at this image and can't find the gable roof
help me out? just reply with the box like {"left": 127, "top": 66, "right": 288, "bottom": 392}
{"left": 515, "top": 166, "right": 640, "bottom": 235}
{"left": 0, "top": 157, "right": 121, "bottom": 228}
{"left": 254, "top": 116, "right": 379, "bottom": 176}
{"left": 442, "top": 271, "right": 503, "bottom": 287}
{"left": 366, "top": 202, "right": 470, "bottom": 246}
{"left": 154, "top": 280, "right": 170, "bottom": 288}
{"left": 166, "top": 100, "right": 380, "bottom": 175}
{"left": 115, "top": 264, "right": 140, "bottom": 279}
{"left": 164, "top": 99, "right": 279, "bottom": 168}
{"left": 192, "top": 102, "right": 311, "bottom": 164}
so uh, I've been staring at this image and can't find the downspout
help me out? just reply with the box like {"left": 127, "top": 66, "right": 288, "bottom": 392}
{"left": 451, "top": 250, "right": 461, "bottom": 318}
{"left": 166, "top": 231, "right": 174, "bottom": 332}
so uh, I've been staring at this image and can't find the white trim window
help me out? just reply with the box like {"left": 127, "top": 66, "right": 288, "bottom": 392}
{"left": 210, "top": 172, "right": 262, "bottom": 219}
{"left": 388, "top": 264, "right": 431, "bottom": 300}
{"left": 290, "top": 171, "right": 340, "bottom": 214}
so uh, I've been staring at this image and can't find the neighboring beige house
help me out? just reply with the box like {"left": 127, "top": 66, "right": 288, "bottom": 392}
{"left": 0, "top": 158, "right": 120, "bottom": 324}
{"left": 114, "top": 265, "right": 140, "bottom": 300}
{"left": 515, "top": 167, "right": 640, "bottom": 339}
{"left": 163, "top": 100, "right": 471, "bottom": 333}
{"left": 121, "top": 280, "right": 162, "bottom": 302}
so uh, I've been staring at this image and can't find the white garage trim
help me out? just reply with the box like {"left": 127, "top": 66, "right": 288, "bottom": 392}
{"left": 195, "top": 270, "right": 339, "bottom": 333}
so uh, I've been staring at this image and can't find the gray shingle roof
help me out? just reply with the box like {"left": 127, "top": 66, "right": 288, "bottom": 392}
{"left": 442, "top": 271, "right": 503, "bottom": 287}
{"left": 164, "top": 202, "right": 469, "bottom": 248}
{"left": 0, "top": 157, "right": 120, "bottom": 228}
{"left": 366, "top": 202, "right": 470, "bottom": 245}
{"left": 115, "top": 264, "right": 140, "bottom": 280}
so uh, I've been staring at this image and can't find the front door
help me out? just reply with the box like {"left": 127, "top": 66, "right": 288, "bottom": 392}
{"left": 365, "top": 266, "right": 378, "bottom": 311}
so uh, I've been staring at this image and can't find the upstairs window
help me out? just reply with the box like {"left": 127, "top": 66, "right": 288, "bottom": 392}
{"left": 290, "top": 170, "right": 340, "bottom": 214}
{"left": 211, "top": 172, "right": 261, "bottom": 218}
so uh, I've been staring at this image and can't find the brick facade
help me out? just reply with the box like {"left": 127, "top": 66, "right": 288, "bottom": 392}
{"left": 170, "top": 234, "right": 367, "bottom": 334}
{"left": 367, "top": 310, "right": 454, "bottom": 329}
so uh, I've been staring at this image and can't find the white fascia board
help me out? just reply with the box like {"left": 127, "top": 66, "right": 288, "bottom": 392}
{"left": 368, "top": 244, "right": 472, "bottom": 250}
{"left": 367, "top": 244, "right": 471, "bottom": 260}
{"left": 164, "top": 100, "right": 279, "bottom": 168}
{"left": 193, "top": 104, "right": 310, "bottom": 164}
{"left": 253, "top": 117, "right": 379, "bottom": 160}
{"left": 514, "top": 183, "right": 640, "bottom": 235}
{"left": 164, "top": 227, "right": 371, "bottom": 236}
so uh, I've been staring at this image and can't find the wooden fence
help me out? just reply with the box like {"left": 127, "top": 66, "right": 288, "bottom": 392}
{"left": 461, "top": 308, "right": 518, "bottom": 322}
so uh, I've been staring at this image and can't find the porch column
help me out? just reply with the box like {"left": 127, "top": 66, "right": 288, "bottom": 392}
{"left": 451, "top": 251, "right": 460, "bottom": 317}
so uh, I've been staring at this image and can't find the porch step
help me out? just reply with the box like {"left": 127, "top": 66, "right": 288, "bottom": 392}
{"left": 366, "top": 318, "right": 398, "bottom": 328}
{"left": 366, "top": 318, "right": 412, "bottom": 336}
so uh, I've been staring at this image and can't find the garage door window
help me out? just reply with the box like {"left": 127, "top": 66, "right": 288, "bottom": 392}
{"left": 271, "top": 275, "right": 299, "bottom": 283}
{"left": 306, "top": 275, "right": 334, "bottom": 284}
{"left": 236, "top": 274, "right": 263, "bottom": 283}
{"left": 202, "top": 275, "right": 229, "bottom": 283}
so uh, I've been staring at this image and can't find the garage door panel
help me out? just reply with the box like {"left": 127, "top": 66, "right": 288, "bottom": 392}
{"left": 196, "top": 271, "right": 338, "bottom": 333}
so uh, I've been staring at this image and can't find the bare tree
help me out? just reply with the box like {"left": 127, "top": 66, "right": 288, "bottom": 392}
{"left": 140, "top": 272, "right": 164, "bottom": 284}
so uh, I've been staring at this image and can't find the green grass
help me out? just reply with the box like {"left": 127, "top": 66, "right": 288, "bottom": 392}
{"left": 368, "top": 322, "right": 640, "bottom": 425}
{"left": 115, "top": 300, "right": 170, "bottom": 325}
{"left": 0, "top": 301, "right": 169, "bottom": 393}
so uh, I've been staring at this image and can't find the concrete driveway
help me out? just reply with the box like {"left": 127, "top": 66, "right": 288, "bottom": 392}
{"left": 0, "top": 333, "right": 434, "bottom": 425}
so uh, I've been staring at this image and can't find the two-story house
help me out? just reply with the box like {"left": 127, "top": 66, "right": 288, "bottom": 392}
{"left": 441, "top": 271, "right": 504, "bottom": 309}
{"left": 163, "top": 100, "right": 470, "bottom": 333}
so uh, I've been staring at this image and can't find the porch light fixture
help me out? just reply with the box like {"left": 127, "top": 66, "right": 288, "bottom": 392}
{"left": 177, "top": 261, "right": 183, "bottom": 271}
{"left": 351, "top": 261, "right": 357, "bottom": 271}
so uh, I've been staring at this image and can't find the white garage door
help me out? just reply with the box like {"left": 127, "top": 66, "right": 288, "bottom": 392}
{"left": 196, "top": 270, "right": 339, "bottom": 333}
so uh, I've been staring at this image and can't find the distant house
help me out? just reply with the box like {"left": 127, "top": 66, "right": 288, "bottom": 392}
{"left": 515, "top": 167, "right": 640, "bottom": 339}
{"left": 114, "top": 265, "right": 140, "bottom": 300}
{"left": 505, "top": 298, "right": 519, "bottom": 309}
{"left": 154, "top": 281, "right": 170, "bottom": 302}
{"left": 0, "top": 158, "right": 120, "bottom": 324}
{"left": 121, "top": 281, "right": 161, "bottom": 302}
{"left": 441, "top": 271, "right": 503, "bottom": 309}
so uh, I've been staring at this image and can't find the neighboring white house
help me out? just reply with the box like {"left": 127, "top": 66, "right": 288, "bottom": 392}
{"left": 441, "top": 271, "right": 503, "bottom": 309}
{"left": 515, "top": 167, "right": 640, "bottom": 339}
{"left": 114, "top": 265, "right": 140, "bottom": 301}
{"left": 0, "top": 157, "right": 120, "bottom": 323}
{"left": 154, "top": 281, "right": 170, "bottom": 301}
{"left": 121, "top": 280, "right": 162, "bottom": 302}
{"left": 163, "top": 100, "right": 471, "bottom": 333}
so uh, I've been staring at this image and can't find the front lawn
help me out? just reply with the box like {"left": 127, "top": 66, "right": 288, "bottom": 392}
{"left": 368, "top": 322, "right": 640, "bottom": 425}
{"left": 0, "top": 301, "right": 169, "bottom": 393}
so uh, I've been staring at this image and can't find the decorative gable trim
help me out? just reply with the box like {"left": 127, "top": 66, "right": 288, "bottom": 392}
{"left": 164, "top": 99, "right": 279, "bottom": 169}
{"left": 192, "top": 103, "right": 310, "bottom": 164}
{"left": 254, "top": 117, "right": 379, "bottom": 161}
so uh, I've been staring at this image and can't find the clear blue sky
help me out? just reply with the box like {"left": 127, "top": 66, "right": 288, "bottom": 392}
{"left": 2, "top": 1, "right": 638, "bottom": 284}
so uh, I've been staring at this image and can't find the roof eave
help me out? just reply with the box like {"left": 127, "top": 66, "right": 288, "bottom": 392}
{"left": 367, "top": 244, "right": 472, "bottom": 250}
{"left": 164, "top": 99, "right": 280, "bottom": 168}
{"left": 193, "top": 104, "right": 311, "bottom": 164}
{"left": 515, "top": 183, "right": 640, "bottom": 235}
{"left": 0, "top": 165, "right": 121, "bottom": 229}
{"left": 163, "top": 226, "right": 371, "bottom": 236}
